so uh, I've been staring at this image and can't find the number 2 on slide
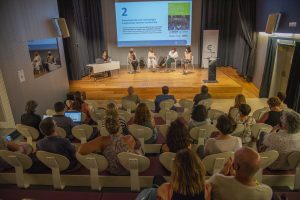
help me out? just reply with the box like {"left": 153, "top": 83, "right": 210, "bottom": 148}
{"left": 122, "top": 8, "right": 127, "bottom": 16}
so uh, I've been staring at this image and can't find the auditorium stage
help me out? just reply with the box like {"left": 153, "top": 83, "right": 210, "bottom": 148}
{"left": 69, "top": 67, "right": 259, "bottom": 100}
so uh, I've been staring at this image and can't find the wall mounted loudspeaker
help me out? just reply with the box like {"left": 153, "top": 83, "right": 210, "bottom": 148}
{"left": 52, "top": 18, "right": 70, "bottom": 38}
{"left": 265, "top": 13, "right": 281, "bottom": 34}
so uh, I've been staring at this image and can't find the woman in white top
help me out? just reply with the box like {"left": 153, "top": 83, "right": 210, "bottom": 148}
{"left": 204, "top": 115, "right": 242, "bottom": 156}
{"left": 182, "top": 46, "right": 192, "bottom": 74}
{"left": 165, "top": 47, "right": 178, "bottom": 70}
{"left": 32, "top": 51, "right": 42, "bottom": 73}
{"left": 147, "top": 48, "right": 157, "bottom": 71}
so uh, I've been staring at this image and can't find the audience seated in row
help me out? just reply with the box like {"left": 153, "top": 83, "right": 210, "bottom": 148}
{"left": 78, "top": 117, "right": 143, "bottom": 175}
{"left": 188, "top": 104, "right": 211, "bottom": 130}
{"left": 228, "top": 94, "right": 246, "bottom": 119}
{"left": 258, "top": 97, "right": 283, "bottom": 127}
{"left": 122, "top": 86, "right": 141, "bottom": 105}
{"left": 154, "top": 86, "right": 176, "bottom": 112}
{"left": 204, "top": 115, "right": 242, "bottom": 156}
{"left": 21, "top": 100, "right": 42, "bottom": 139}
{"left": 193, "top": 85, "right": 212, "bottom": 107}
{"left": 105, "top": 103, "right": 129, "bottom": 135}
{"left": 133, "top": 103, "right": 158, "bottom": 144}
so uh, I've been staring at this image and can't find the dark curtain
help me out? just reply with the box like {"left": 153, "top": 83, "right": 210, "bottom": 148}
{"left": 259, "top": 38, "right": 277, "bottom": 98}
{"left": 285, "top": 42, "right": 300, "bottom": 112}
{"left": 201, "top": 0, "right": 256, "bottom": 80}
{"left": 58, "top": 0, "right": 105, "bottom": 80}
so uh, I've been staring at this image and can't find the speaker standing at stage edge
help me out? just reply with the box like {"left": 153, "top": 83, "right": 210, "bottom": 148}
{"left": 52, "top": 18, "right": 70, "bottom": 38}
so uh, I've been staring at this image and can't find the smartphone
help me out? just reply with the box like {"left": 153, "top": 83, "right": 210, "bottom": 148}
{"left": 5, "top": 135, "right": 12, "bottom": 141}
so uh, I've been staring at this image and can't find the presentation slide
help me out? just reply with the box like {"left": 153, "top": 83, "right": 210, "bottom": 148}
{"left": 115, "top": 1, "right": 192, "bottom": 47}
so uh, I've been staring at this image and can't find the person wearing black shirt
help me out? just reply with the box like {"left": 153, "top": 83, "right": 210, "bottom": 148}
{"left": 21, "top": 100, "right": 42, "bottom": 139}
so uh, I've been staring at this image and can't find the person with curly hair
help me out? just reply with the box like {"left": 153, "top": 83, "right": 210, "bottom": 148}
{"left": 258, "top": 97, "right": 283, "bottom": 127}
{"left": 133, "top": 103, "right": 157, "bottom": 144}
{"left": 21, "top": 100, "right": 42, "bottom": 138}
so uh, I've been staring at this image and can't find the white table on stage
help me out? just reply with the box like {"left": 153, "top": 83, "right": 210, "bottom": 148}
{"left": 86, "top": 61, "right": 120, "bottom": 79}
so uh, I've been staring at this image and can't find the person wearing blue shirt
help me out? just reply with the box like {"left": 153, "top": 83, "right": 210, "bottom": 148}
{"left": 154, "top": 86, "right": 176, "bottom": 112}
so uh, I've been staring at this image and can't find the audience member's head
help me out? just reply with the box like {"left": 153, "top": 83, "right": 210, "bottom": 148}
{"left": 54, "top": 102, "right": 66, "bottom": 113}
{"left": 234, "top": 94, "right": 246, "bottom": 108}
{"left": 25, "top": 100, "right": 38, "bottom": 114}
{"left": 281, "top": 111, "right": 300, "bottom": 134}
{"left": 105, "top": 116, "right": 120, "bottom": 135}
{"left": 39, "top": 117, "right": 56, "bottom": 136}
{"left": 162, "top": 86, "right": 169, "bottom": 95}
{"left": 191, "top": 105, "right": 208, "bottom": 122}
{"left": 71, "top": 100, "right": 82, "bottom": 111}
{"left": 127, "top": 86, "right": 134, "bottom": 96}
{"left": 216, "top": 115, "right": 234, "bottom": 135}
{"left": 73, "top": 91, "right": 83, "bottom": 102}
{"left": 133, "top": 103, "right": 151, "bottom": 125}
{"left": 233, "top": 147, "right": 261, "bottom": 180}
{"left": 267, "top": 97, "right": 281, "bottom": 109}
{"left": 166, "top": 118, "right": 192, "bottom": 153}
{"left": 239, "top": 104, "right": 252, "bottom": 117}
{"left": 200, "top": 85, "right": 209, "bottom": 95}
{"left": 66, "top": 92, "right": 74, "bottom": 101}
{"left": 277, "top": 92, "right": 286, "bottom": 103}
{"left": 106, "top": 103, "right": 119, "bottom": 119}
{"left": 172, "top": 149, "right": 205, "bottom": 197}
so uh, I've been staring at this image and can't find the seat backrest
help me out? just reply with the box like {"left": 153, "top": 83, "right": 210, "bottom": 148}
{"left": 182, "top": 110, "right": 191, "bottom": 122}
{"left": 72, "top": 124, "right": 93, "bottom": 143}
{"left": 0, "top": 150, "right": 32, "bottom": 170}
{"left": 158, "top": 124, "right": 169, "bottom": 139}
{"left": 55, "top": 127, "right": 66, "bottom": 138}
{"left": 141, "top": 100, "right": 155, "bottom": 111}
{"left": 159, "top": 109, "right": 178, "bottom": 124}
{"left": 198, "top": 99, "right": 213, "bottom": 109}
{"left": 76, "top": 152, "right": 108, "bottom": 172}
{"left": 251, "top": 123, "right": 273, "bottom": 139}
{"left": 287, "top": 151, "right": 300, "bottom": 169}
{"left": 36, "top": 151, "right": 70, "bottom": 171}
{"left": 118, "top": 109, "right": 132, "bottom": 123}
{"left": 16, "top": 124, "right": 39, "bottom": 140}
{"left": 129, "top": 124, "right": 153, "bottom": 141}
{"left": 203, "top": 152, "right": 234, "bottom": 175}
{"left": 252, "top": 107, "right": 269, "bottom": 121}
{"left": 208, "top": 109, "right": 225, "bottom": 121}
{"left": 46, "top": 109, "right": 56, "bottom": 116}
{"left": 229, "top": 108, "right": 239, "bottom": 119}
{"left": 90, "top": 108, "right": 106, "bottom": 122}
{"left": 122, "top": 99, "right": 137, "bottom": 112}
{"left": 259, "top": 150, "right": 279, "bottom": 169}
{"left": 159, "top": 99, "right": 175, "bottom": 110}
{"left": 178, "top": 99, "right": 193, "bottom": 111}
{"left": 117, "top": 152, "right": 150, "bottom": 173}
{"left": 189, "top": 124, "right": 217, "bottom": 141}
{"left": 159, "top": 152, "right": 176, "bottom": 172}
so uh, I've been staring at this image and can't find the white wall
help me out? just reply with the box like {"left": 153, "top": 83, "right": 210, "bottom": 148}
{"left": 101, "top": 0, "right": 201, "bottom": 65}
{"left": 0, "top": 0, "right": 69, "bottom": 125}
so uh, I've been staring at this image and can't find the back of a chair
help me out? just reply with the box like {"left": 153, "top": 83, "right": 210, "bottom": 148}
{"left": 229, "top": 108, "right": 239, "bottom": 119}
{"left": 16, "top": 124, "right": 39, "bottom": 144}
{"left": 259, "top": 150, "right": 279, "bottom": 169}
{"left": 159, "top": 99, "right": 175, "bottom": 110}
{"left": 179, "top": 99, "right": 193, "bottom": 111}
{"left": 159, "top": 152, "right": 176, "bottom": 172}
{"left": 189, "top": 124, "right": 216, "bottom": 142}
{"left": 251, "top": 123, "right": 273, "bottom": 139}
{"left": 158, "top": 124, "right": 169, "bottom": 139}
{"left": 198, "top": 99, "right": 213, "bottom": 109}
{"left": 118, "top": 109, "right": 132, "bottom": 123}
{"left": 141, "top": 100, "right": 155, "bottom": 111}
{"left": 287, "top": 151, "right": 300, "bottom": 169}
{"left": 55, "top": 127, "right": 66, "bottom": 138}
{"left": 72, "top": 124, "right": 93, "bottom": 143}
{"left": 122, "top": 99, "right": 137, "bottom": 113}
{"left": 129, "top": 124, "right": 153, "bottom": 141}
{"left": 91, "top": 108, "right": 106, "bottom": 122}
{"left": 208, "top": 109, "right": 225, "bottom": 121}
{"left": 252, "top": 107, "right": 269, "bottom": 121}
{"left": 46, "top": 109, "right": 56, "bottom": 116}
{"left": 0, "top": 150, "right": 32, "bottom": 170}
{"left": 203, "top": 152, "right": 234, "bottom": 175}
{"left": 76, "top": 152, "right": 108, "bottom": 172}
{"left": 36, "top": 151, "right": 70, "bottom": 172}
{"left": 117, "top": 152, "right": 150, "bottom": 173}
{"left": 159, "top": 109, "right": 178, "bottom": 124}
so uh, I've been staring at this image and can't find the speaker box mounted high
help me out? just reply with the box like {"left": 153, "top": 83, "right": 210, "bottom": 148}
{"left": 265, "top": 13, "right": 281, "bottom": 34}
{"left": 52, "top": 18, "right": 70, "bottom": 38}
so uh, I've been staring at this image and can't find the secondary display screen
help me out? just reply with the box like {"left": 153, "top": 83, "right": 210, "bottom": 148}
{"left": 115, "top": 1, "right": 192, "bottom": 47}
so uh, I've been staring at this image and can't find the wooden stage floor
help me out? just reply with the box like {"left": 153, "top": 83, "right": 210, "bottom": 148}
{"left": 69, "top": 67, "right": 259, "bottom": 100}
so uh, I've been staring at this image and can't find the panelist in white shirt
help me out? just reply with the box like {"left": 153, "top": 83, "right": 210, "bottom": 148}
{"left": 165, "top": 47, "right": 178, "bottom": 69}
{"left": 147, "top": 48, "right": 157, "bottom": 71}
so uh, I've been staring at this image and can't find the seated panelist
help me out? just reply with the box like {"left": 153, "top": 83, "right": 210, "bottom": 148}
{"left": 165, "top": 47, "right": 178, "bottom": 69}
{"left": 147, "top": 48, "right": 157, "bottom": 71}
{"left": 128, "top": 48, "right": 138, "bottom": 73}
{"left": 182, "top": 46, "right": 192, "bottom": 74}
{"left": 96, "top": 50, "right": 111, "bottom": 64}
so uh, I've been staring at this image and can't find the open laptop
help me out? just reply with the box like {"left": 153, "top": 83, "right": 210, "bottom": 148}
{"left": 64, "top": 111, "right": 82, "bottom": 124}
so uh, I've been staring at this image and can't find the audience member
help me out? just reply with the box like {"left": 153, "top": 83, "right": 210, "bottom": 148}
{"left": 73, "top": 91, "right": 92, "bottom": 124}
{"left": 228, "top": 94, "right": 246, "bottom": 118}
{"left": 204, "top": 115, "right": 242, "bottom": 156}
{"left": 156, "top": 149, "right": 209, "bottom": 200}
{"left": 258, "top": 97, "right": 283, "bottom": 127}
{"left": 52, "top": 101, "right": 75, "bottom": 140}
{"left": 78, "top": 117, "right": 143, "bottom": 175}
{"left": 188, "top": 105, "right": 210, "bottom": 130}
{"left": 21, "top": 100, "right": 42, "bottom": 139}
{"left": 133, "top": 103, "right": 157, "bottom": 144}
{"left": 122, "top": 86, "right": 141, "bottom": 105}
{"left": 105, "top": 103, "right": 129, "bottom": 135}
{"left": 161, "top": 118, "right": 192, "bottom": 153}
{"left": 37, "top": 117, "right": 78, "bottom": 170}
{"left": 261, "top": 111, "right": 300, "bottom": 170}
{"left": 154, "top": 86, "right": 176, "bottom": 112}
{"left": 64, "top": 92, "right": 74, "bottom": 110}
{"left": 208, "top": 147, "right": 272, "bottom": 200}
{"left": 193, "top": 85, "right": 212, "bottom": 106}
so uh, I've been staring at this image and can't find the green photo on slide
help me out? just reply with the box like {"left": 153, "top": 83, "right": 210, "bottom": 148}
{"left": 168, "top": 2, "right": 191, "bottom": 30}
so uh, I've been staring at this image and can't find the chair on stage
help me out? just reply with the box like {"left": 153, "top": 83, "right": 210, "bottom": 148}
{"left": 127, "top": 57, "right": 140, "bottom": 73}
{"left": 181, "top": 56, "right": 194, "bottom": 72}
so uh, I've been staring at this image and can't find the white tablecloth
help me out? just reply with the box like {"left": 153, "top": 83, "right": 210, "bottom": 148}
{"left": 87, "top": 61, "right": 120, "bottom": 74}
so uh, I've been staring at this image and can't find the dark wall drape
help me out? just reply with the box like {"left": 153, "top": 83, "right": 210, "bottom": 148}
{"left": 58, "top": 0, "right": 105, "bottom": 80}
{"left": 201, "top": 0, "right": 256, "bottom": 80}
{"left": 285, "top": 42, "right": 300, "bottom": 113}
{"left": 259, "top": 37, "right": 277, "bottom": 98}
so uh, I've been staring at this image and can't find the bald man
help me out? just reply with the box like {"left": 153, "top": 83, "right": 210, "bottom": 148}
{"left": 122, "top": 86, "right": 140, "bottom": 105}
{"left": 208, "top": 147, "right": 272, "bottom": 200}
